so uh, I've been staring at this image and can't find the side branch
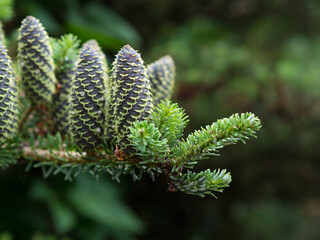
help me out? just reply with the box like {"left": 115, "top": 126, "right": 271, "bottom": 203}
{"left": 22, "top": 146, "right": 114, "bottom": 165}
{"left": 172, "top": 113, "right": 261, "bottom": 166}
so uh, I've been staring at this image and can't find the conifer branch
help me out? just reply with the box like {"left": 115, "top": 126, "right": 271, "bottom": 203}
{"left": 171, "top": 113, "right": 261, "bottom": 167}
{"left": 170, "top": 169, "right": 232, "bottom": 197}
{"left": 128, "top": 120, "right": 169, "bottom": 161}
{"left": 0, "top": 16, "right": 262, "bottom": 197}
{"left": 151, "top": 100, "right": 189, "bottom": 147}
{"left": 0, "top": 140, "right": 20, "bottom": 169}
{"left": 21, "top": 146, "right": 114, "bottom": 164}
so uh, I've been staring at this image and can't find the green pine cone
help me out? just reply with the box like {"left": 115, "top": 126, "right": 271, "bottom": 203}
{"left": 83, "top": 39, "right": 108, "bottom": 73}
{"left": 69, "top": 45, "right": 107, "bottom": 151}
{"left": 106, "top": 44, "right": 153, "bottom": 155}
{"left": 0, "top": 43, "right": 19, "bottom": 145}
{"left": 18, "top": 16, "right": 56, "bottom": 104}
{"left": 147, "top": 55, "right": 175, "bottom": 104}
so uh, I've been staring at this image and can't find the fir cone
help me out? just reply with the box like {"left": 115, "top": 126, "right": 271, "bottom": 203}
{"left": 106, "top": 44, "right": 153, "bottom": 155}
{"left": 83, "top": 39, "right": 108, "bottom": 73}
{"left": 69, "top": 45, "right": 107, "bottom": 151}
{"left": 18, "top": 16, "right": 56, "bottom": 104}
{"left": 0, "top": 43, "right": 19, "bottom": 145}
{"left": 147, "top": 55, "right": 175, "bottom": 104}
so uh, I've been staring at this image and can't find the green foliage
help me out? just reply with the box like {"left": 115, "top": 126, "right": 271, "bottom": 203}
{"left": 66, "top": 2, "right": 142, "bottom": 50}
{"left": 148, "top": 18, "right": 320, "bottom": 122}
{"left": 0, "top": 42, "right": 19, "bottom": 145}
{"left": 147, "top": 55, "right": 175, "bottom": 104}
{"left": 29, "top": 175, "right": 144, "bottom": 237}
{"left": 0, "top": 139, "right": 20, "bottom": 169}
{"left": 126, "top": 109, "right": 260, "bottom": 196}
{"left": 2, "top": 1, "right": 320, "bottom": 239}
{"left": 18, "top": 16, "right": 56, "bottom": 104}
{"left": 51, "top": 34, "right": 80, "bottom": 134}
{"left": 0, "top": 22, "right": 5, "bottom": 45}
{"left": 128, "top": 120, "right": 169, "bottom": 161}
{"left": 0, "top": 232, "right": 12, "bottom": 240}
{"left": 106, "top": 45, "right": 153, "bottom": 155}
{"left": 275, "top": 37, "right": 320, "bottom": 97}
{"left": 151, "top": 100, "right": 188, "bottom": 147}
{"left": 0, "top": 173, "right": 144, "bottom": 240}
{"left": 0, "top": 14, "right": 262, "bottom": 199}
{"left": 51, "top": 34, "right": 80, "bottom": 74}
{"left": 172, "top": 169, "right": 232, "bottom": 198}
{"left": 172, "top": 113, "right": 261, "bottom": 167}
{"left": 67, "top": 175, "right": 144, "bottom": 235}
{"left": 0, "top": 0, "right": 13, "bottom": 21}
{"left": 70, "top": 45, "right": 107, "bottom": 151}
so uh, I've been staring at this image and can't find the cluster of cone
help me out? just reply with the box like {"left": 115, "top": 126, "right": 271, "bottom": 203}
{"left": 0, "top": 16, "right": 176, "bottom": 157}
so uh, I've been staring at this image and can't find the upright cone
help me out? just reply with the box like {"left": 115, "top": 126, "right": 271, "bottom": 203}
{"left": 18, "top": 16, "right": 56, "bottom": 104}
{"left": 69, "top": 45, "right": 107, "bottom": 151}
{"left": 83, "top": 39, "right": 108, "bottom": 73}
{"left": 0, "top": 43, "right": 19, "bottom": 145}
{"left": 147, "top": 55, "right": 175, "bottom": 104}
{"left": 106, "top": 45, "right": 153, "bottom": 155}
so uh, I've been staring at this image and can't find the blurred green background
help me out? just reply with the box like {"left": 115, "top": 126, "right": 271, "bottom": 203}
{"left": 1, "top": 0, "right": 320, "bottom": 239}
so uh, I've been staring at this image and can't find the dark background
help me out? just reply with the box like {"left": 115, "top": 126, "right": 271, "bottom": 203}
{"left": 1, "top": 0, "right": 320, "bottom": 239}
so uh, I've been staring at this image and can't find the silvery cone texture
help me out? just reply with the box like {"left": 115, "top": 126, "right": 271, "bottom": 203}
{"left": 147, "top": 55, "right": 175, "bottom": 104}
{"left": 18, "top": 16, "right": 56, "bottom": 104}
{"left": 82, "top": 39, "right": 109, "bottom": 101}
{"left": 83, "top": 39, "right": 108, "bottom": 73}
{"left": 0, "top": 43, "right": 19, "bottom": 145}
{"left": 106, "top": 44, "right": 153, "bottom": 155}
{"left": 69, "top": 45, "right": 107, "bottom": 151}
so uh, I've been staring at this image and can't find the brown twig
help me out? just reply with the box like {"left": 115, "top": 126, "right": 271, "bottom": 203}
{"left": 18, "top": 105, "right": 35, "bottom": 132}
{"left": 37, "top": 105, "right": 55, "bottom": 135}
{"left": 22, "top": 146, "right": 113, "bottom": 165}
